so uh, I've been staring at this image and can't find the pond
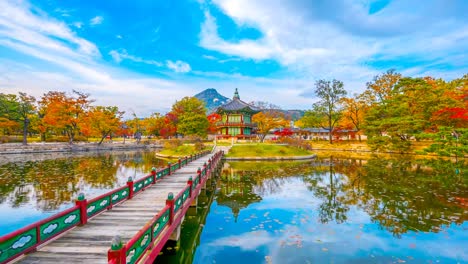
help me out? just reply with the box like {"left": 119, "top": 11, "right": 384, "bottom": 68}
{"left": 0, "top": 150, "right": 169, "bottom": 236}
{"left": 157, "top": 155, "right": 467, "bottom": 264}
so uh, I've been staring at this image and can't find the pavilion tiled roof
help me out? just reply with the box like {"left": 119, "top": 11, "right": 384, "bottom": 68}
{"left": 216, "top": 88, "right": 260, "bottom": 113}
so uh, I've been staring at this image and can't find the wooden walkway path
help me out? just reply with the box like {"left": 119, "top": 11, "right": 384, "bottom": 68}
{"left": 16, "top": 154, "right": 216, "bottom": 264}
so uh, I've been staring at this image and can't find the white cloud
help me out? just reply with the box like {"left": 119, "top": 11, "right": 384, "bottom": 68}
{"left": 89, "top": 16, "right": 103, "bottom": 26}
{"left": 202, "top": 54, "right": 217, "bottom": 60}
{"left": 166, "top": 60, "right": 191, "bottom": 73}
{"left": 199, "top": 0, "right": 468, "bottom": 94}
{"left": 209, "top": 230, "right": 274, "bottom": 250}
{"left": 0, "top": 1, "right": 100, "bottom": 58}
{"left": 72, "top": 21, "right": 83, "bottom": 28}
{"left": 0, "top": 1, "right": 214, "bottom": 115}
{"left": 109, "top": 49, "right": 163, "bottom": 66}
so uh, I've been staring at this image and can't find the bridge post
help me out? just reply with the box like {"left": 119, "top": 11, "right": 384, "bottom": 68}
{"left": 151, "top": 167, "right": 157, "bottom": 183}
{"left": 168, "top": 162, "right": 172, "bottom": 175}
{"left": 75, "top": 193, "right": 87, "bottom": 225}
{"left": 166, "top": 192, "right": 175, "bottom": 225}
{"left": 127, "top": 177, "right": 134, "bottom": 199}
{"left": 108, "top": 235, "right": 126, "bottom": 264}
{"left": 178, "top": 158, "right": 181, "bottom": 169}
{"left": 187, "top": 176, "right": 193, "bottom": 197}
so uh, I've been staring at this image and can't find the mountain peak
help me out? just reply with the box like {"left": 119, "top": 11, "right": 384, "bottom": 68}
{"left": 194, "top": 88, "right": 230, "bottom": 112}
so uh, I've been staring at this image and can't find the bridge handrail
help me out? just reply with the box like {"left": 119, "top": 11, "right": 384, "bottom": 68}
{"left": 123, "top": 205, "right": 171, "bottom": 264}
{"left": 107, "top": 150, "right": 224, "bottom": 264}
{"left": 0, "top": 150, "right": 210, "bottom": 264}
{"left": 0, "top": 205, "right": 81, "bottom": 263}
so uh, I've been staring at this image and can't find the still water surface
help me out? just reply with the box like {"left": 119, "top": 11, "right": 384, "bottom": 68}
{"left": 0, "top": 151, "right": 466, "bottom": 263}
{"left": 158, "top": 157, "right": 467, "bottom": 264}
{"left": 0, "top": 150, "right": 168, "bottom": 235}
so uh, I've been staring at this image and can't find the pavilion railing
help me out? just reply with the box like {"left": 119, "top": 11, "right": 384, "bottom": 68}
{"left": 216, "top": 122, "right": 254, "bottom": 127}
{"left": 0, "top": 150, "right": 211, "bottom": 264}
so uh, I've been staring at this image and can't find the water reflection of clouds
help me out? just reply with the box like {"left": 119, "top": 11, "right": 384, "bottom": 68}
{"left": 208, "top": 230, "right": 274, "bottom": 250}
{"left": 198, "top": 177, "right": 468, "bottom": 263}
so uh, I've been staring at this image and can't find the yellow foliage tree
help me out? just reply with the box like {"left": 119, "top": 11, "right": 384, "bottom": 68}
{"left": 252, "top": 111, "right": 289, "bottom": 142}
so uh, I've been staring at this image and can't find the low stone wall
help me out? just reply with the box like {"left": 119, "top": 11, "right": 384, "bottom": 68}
{"left": 0, "top": 142, "right": 162, "bottom": 155}
{"left": 224, "top": 154, "right": 317, "bottom": 161}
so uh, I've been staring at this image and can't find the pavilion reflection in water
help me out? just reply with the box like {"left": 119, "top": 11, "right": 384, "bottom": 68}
{"left": 217, "top": 163, "right": 262, "bottom": 221}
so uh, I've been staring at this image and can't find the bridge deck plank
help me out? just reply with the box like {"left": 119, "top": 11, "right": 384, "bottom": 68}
{"left": 16, "top": 154, "right": 214, "bottom": 264}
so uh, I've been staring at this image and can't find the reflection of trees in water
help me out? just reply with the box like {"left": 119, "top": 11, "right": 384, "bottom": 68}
{"left": 302, "top": 162, "right": 350, "bottom": 224}
{"left": 253, "top": 177, "right": 293, "bottom": 197}
{"left": 222, "top": 157, "right": 467, "bottom": 237}
{"left": 0, "top": 151, "right": 167, "bottom": 211}
{"left": 332, "top": 156, "right": 467, "bottom": 237}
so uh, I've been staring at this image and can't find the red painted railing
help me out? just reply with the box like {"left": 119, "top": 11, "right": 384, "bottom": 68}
{"left": 107, "top": 150, "right": 224, "bottom": 264}
{"left": 0, "top": 150, "right": 211, "bottom": 264}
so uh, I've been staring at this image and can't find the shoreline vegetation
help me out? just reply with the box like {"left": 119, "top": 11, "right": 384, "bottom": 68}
{"left": 0, "top": 139, "right": 465, "bottom": 159}
{"left": 0, "top": 141, "right": 162, "bottom": 155}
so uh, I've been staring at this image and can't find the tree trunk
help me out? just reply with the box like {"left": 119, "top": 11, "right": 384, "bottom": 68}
{"left": 68, "top": 131, "right": 74, "bottom": 145}
{"left": 98, "top": 131, "right": 110, "bottom": 145}
{"left": 22, "top": 118, "right": 29, "bottom": 145}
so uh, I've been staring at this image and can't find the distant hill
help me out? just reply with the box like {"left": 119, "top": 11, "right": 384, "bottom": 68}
{"left": 279, "top": 109, "right": 305, "bottom": 121}
{"left": 194, "top": 88, "right": 230, "bottom": 112}
{"left": 194, "top": 88, "right": 305, "bottom": 120}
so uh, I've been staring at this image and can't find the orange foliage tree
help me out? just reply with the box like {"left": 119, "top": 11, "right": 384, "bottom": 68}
{"left": 87, "top": 106, "right": 124, "bottom": 145}
{"left": 207, "top": 113, "right": 221, "bottom": 134}
{"left": 39, "top": 90, "right": 92, "bottom": 144}
{"left": 340, "top": 95, "right": 367, "bottom": 141}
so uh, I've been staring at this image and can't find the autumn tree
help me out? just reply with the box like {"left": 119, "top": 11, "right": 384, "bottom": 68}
{"left": 87, "top": 106, "right": 123, "bottom": 145}
{"left": 252, "top": 111, "right": 289, "bottom": 142}
{"left": 423, "top": 75, "right": 468, "bottom": 156}
{"left": 207, "top": 112, "right": 221, "bottom": 134}
{"left": 0, "top": 92, "right": 36, "bottom": 145}
{"left": 362, "top": 69, "right": 401, "bottom": 105}
{"left": 144, "top": 113, "right": 164, "bottom": 137}
{"left": 430, "top": 74, "right": 468, "bottom": 128}
{"left": 340, "top": 94, "right": 367, "bottom": 141}
{"left": 364, "top": 77, "right": 443, "bottom": 152}
{"left": 160, "top": 113, "right": 178, "bottom": 138}
{"left": 249, "top": 101, "right": 288, "bottom": 142}
{"left": 310, "top": 79, "right": 347, "bottom": 144}
{"left": 39, "top": 90, "right": 92, "bottom": 144}
{"left": 127, "top": 112, "right": 143, "bottom": 137}
{"left": 170, "top": 97, "right": 208, "bottom": 137}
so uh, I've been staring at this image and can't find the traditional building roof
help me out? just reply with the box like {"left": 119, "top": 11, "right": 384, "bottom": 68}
{"left": 216, "top": 88, "right": 260, "bottom": 113}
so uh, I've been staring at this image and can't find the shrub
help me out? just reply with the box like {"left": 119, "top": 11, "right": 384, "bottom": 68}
{"left": 164, "top": 139, "right": 182, "bottom": 149}
{"left": 279, "top": 137, "right": 311, "bottom": 150}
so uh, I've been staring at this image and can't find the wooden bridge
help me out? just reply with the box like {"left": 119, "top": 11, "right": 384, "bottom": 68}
{"left": 0, "top": 150, "right": 224, "bottom": 264}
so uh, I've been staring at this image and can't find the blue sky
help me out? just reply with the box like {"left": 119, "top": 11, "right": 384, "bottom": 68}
{"left": 0, "top": 0, "right": 467, "bottom": 116}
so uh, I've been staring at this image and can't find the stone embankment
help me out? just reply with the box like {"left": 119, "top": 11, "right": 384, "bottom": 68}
{"left": 0, "top": 142, "right": 162, "bottom": 155}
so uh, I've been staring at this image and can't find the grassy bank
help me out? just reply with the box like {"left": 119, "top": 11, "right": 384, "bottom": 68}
{"left": 308, "top": 141, "right": 437, "bottom": 155}
{"left": 226, "top": 144, "right": 314, "bottom": 157}
{"left": 158, "top": 144, "right": 210, "bottom": 157}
